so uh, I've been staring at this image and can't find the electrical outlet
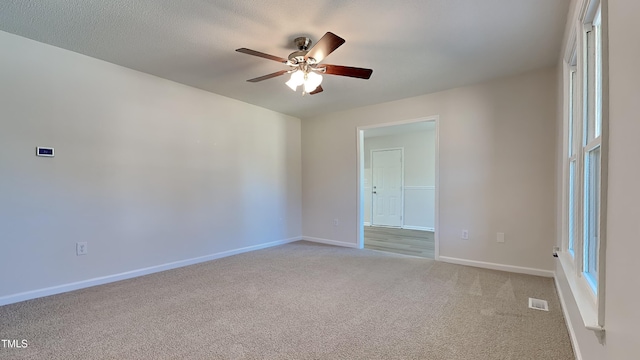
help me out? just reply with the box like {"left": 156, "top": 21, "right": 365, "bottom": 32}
{"left": 461, "top": 230, "right": 469, "bottom": 240}
{"left": 333, "top": 218, "right": 339, "bottom": 227}
{"left": 76, "top": 242, "right": 88, "bottom": 256}
{"left": 497, "top": 232, "right": 505, "bottom": 243}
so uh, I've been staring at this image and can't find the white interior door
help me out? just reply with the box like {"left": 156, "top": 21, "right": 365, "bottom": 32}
{"left": 371, "top": 149, "right": 403, "bottom": 227}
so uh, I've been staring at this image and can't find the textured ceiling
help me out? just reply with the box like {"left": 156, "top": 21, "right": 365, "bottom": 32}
{"left": 0, "top": 0, "right": 570, "bottom": 119}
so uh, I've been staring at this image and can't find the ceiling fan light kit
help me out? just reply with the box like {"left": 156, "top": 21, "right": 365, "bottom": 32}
{"left": 285, "top": 67, "right": 323, "bottom": 93}
{"left": 236, "top": 32, "right": 373, "bottom": 96}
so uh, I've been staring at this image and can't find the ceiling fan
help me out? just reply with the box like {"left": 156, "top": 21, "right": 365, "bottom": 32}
{"left": 236, "top": 32, "right": 373, "bottom": 95}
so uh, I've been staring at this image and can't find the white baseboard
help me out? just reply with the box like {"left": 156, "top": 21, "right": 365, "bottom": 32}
{"left": 0, "top": 236, "right": 302, "bottom": 307}
{"left": 402, "top": 225, "right": 435, "bottom": 232}
{"left": 554, "top": 274, "right": 583, "bottom": 360}
{"left": 302, "top": 236, "right": 359, "bottom": 248}
{"left": 364, "top": 222, "right": 371, "bottom": 226}
{"left": 438, "top": 256, "right": 555, "bottom": 278}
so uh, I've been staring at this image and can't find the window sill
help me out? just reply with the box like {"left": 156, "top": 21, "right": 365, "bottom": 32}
{"left": 557, "top": 251, "right": 604, "bottom": 332}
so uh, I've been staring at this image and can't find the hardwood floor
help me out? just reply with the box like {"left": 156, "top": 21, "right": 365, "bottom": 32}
{"left": 364, "top": 226, "right": 434, "bottom": 259}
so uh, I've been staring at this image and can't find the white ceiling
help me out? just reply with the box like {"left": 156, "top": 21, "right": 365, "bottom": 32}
{"left": 0, "top": 0, "right": 570, "bottom": 119}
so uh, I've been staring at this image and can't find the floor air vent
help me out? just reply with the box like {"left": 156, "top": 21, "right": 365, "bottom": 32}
{"left": 528, "top": 298, "right": 549, "bottom": 311}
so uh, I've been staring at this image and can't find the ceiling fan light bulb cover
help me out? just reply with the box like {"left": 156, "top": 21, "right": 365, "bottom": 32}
{"left": 291, "top": 70, "right": 305, "bottom": 85}
{"left": 304, "top": 72, "right": 323, "bottom": 92}
{"left": 286, "top": 70, "right": 305, "bottom": 91}
{"left": 285, "top": 78, "right": 298, "bottom": 91}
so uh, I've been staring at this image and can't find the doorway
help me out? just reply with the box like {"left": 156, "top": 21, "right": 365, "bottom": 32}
{"left": 357, "top": 117, "right": 439, "bottom": 259}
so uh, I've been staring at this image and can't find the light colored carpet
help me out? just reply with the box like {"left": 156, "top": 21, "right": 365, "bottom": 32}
{"left": 0, "top": 241, "right": 574, "bottom": 359}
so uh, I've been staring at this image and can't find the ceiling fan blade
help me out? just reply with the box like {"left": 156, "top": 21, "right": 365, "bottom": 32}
{"left": 320, "top": 65, "right": 373, "bottom": 79}
{"left": 305, "top": 32, "right": 345, "bottom": 64}
{"left": 309, "top": 85, "right": 323, "bottom": 95}
{"left": 246, "top": 70, "right": 289, "bottom": 82}
{"left": 236, "top": 48, "right": 288, "bottom": 63}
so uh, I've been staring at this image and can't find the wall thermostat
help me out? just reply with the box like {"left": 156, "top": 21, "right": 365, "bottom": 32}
{"left": 36, "top": 147, "right": 54, "bottom": 157}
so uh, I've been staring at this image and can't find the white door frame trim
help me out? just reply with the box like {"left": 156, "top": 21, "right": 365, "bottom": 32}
{"left": 356, "top": 115, "right": 440, "bottom": 260}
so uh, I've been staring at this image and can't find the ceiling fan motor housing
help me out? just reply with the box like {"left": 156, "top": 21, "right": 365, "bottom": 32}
{"left": 288, "top": 37, "right": 313, "bottom": 65}
{"left": 288, "top": 50, "right": 308, "bottom": 65}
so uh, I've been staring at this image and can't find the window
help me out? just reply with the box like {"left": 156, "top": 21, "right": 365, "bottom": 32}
{"left": 583, "top": 145, "right": 600, "bottom": 288}
{"left": 560, "top": 0, "right": 606, "bottom": 331}
{"left": 581, "top": 6, "right": 602, "bottom": 293}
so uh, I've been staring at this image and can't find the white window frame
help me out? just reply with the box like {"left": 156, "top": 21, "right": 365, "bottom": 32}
{"left": 559, "top": 0, "right": 607, "bottom": 334}
{"left": 567, "top": 56, "right": 578, "bottom": 259}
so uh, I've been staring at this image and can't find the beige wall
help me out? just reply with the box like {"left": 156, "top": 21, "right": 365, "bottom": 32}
{"left": 554, "top": 0, "right": 640, "bottom": 358}
{"left": 603, "top": 0, "right": 640, "bottom": 356}
{"left": 0, "top": 31, "right": 302, "bottom": 301}
{"left": 302, "top": 67, "right": 557, "bottom": 271}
